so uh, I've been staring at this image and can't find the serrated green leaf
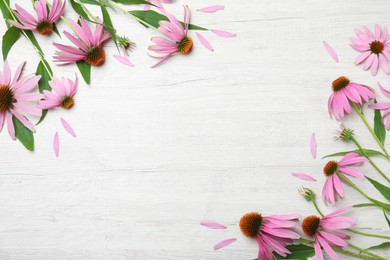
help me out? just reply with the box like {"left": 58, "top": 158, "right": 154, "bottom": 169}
{"left": 366, "top": 242, "right": 390, "bottom": 251}
{"left": 0, "top": 0, "right": 12, "bottom": 28}
{"left": 273, "top": 244, "right": 315, "bottom": 260}
{"left": 374, "top": 100, "right": 386, "bottom": 145}
{"left": 70, "top": 0, "right": 91, "bottom": 20}
{"left": 76, "top": 61, "right": 91, "bottom": 84}
{"left": 13, "top": 116, "right": 34, "bottom": 151}
{"left": 128, "top": 10, "right": 208, "bottom": 31}
{"left": 366, "top": 176, "right": 390, "bottom": 201}
{"left": 322, "top": 149, "right": 386, "bottom": 159}
{"left": 2, "top": 26, "right": 20, "bottom": 60}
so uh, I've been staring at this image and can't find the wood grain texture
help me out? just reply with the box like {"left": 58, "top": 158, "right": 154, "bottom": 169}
{"left": 0, "top": 0, "right": 390, "bottom": 259}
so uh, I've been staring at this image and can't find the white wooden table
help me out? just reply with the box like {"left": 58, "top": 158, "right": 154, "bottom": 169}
{"left": 0, "top": 0, "right": 389, "bottom": 259}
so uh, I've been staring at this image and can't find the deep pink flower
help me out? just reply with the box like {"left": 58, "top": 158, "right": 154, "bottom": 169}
{"left": 0, "top": 61, "right": 42, "bottom": 140}
{"left": 9, "top": 0, "right": 65, "bottom": 35}
{"left": 53, "top": 18, "right": 110, "bottom": 66}
{"left": 302, "top": 207, "right": 356, "bottom": 260}
{"left": 38, "top": 76, "right": 78, "bottom": 110}
{"left": 351, "top": 25, "right": 390, "bottom": 75}
{"left": 328, "top": 76, "right": 375, "bottom": 120}
{"left": 202, "top": 212, "right": 300, "bottom": 259}
{"left": 322, "top": 153, "right": 367, "bottom": 205}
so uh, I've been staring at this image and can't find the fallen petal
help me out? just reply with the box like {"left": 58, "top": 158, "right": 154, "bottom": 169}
{"left": 197, "top": 5, "right": 225, "bottom": 13}
{"left": 310, "top": 133, "right": 317, "bottom": 159}
{"left": 61, "top": 117, "right": 76, "bottom": 138}
{"left": 323, "top": 41, "right": 339, "bottom": 62}
{"left": 200, "top": 220, "right": 227, "bottom": 229}
{"left": 53, "top": 132, "right": 59, "bottom": 157}
{"left": 196, "top": 33, "right": 214, "bottom": 52}
{"left": 292, "top": 172, "right": 317, "bottom": 181}
{"left": 113, "top": 54, "right": 135, "bottom": 67}
{"left": 213, "top": 238, "right": 237, "bottom": 250}
{"left": 211, "top": 29, "right": 236, "bottom": 38}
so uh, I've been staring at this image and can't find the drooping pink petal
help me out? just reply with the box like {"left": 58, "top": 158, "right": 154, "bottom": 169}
{"left": 61, "top": 117, "right": 76, "bottom": 138}
{"left": 378, "top": 82, "right": 390, "bottom": 98}
{"left": 292, "top": 172, "right": 317, "bottom": 181}
{"left": 200, "top": 221, "right": 226, "bottom": 229}
{"left": 310, "top": 133, "right": 317, "bottom": 159}
{"left": 196, "top": 33, "right": 214, "bottom": 52}
{"left": 113, "top": 55, "right": 134, "bottom": 67}
{"left": 197, "top": 5, "right": 225, "bottom": 13}
{"left": 213, "top": 238, "right": 237, "bottom": 250}
{"left": 211, "top": 29, "right": 236, "bottom": 38}
{"left": 323, "top": 41, "right": 339, "bottom": 62}
{"left": 53, "top": 132, "right": 59, "bottom": 157}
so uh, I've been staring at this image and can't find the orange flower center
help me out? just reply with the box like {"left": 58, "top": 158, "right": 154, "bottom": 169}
{"left": 239, "top": 212, "right": 263, "bottom": 238}
{"left": 332, "top": 76, "right": 350, "bottom": 92}
{"left": 85, "top": 46, "right": 105, "bottom": 66}
{"left": 36, "top": 20, "right": 54, "bottom": 35}
{"left": 302, "top": 215, "right": 320, "bottom": 237}
{"left": 61, "top": 96, "right": 74, "bottom": 110}
{"left": 370, "top": 41, "right": 384, "bottom": 54}
{"left": 324, "top": 160, "right": 338, "bottom": 176}
{"left": 0, "top": 85, "right": 15, "bottom": 112}
{"left": 177, "top": 36, "right": 193, "bottom": 55}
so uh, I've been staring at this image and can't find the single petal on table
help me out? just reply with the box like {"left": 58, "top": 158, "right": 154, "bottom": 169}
{"left": 292, "top": 172, "right": 317, "bottom": 181}
{"left": 197, "top": 5, "right": 225, "bottom": 13}
{"left": 53, "top": 132, "right": 59, "bottom": 157}
{"left": 61, "top": 117, "right": 76, "bottom": 138}
{"left": 200, "top": 220, "right": 227, "bottom": 229}
{"left": 211, "top": 29, "right": 236, "bottom": 38}
{"left": 323, "top": 41, "right": 339, "bottom": 62}
{"left": 213, "top": 238, "right": 237, "bottom": 250}
{"left": 113, "top": 54, "right": 135, "bottom": 67}
{"left": 196, "top": 33, "right": 214, "bottom": 52}
{"left": 310, "top": 133, "right": 317, "bottom": 159}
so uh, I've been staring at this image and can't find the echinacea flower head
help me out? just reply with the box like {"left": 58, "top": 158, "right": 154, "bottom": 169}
{"left": 351, "top": 25, "right": 390, "bottom": 75}
{"left": 239, "top": 212, "right": 300, "bottom": 259}
{"left": 328, "top": 76, "right": 375, "bottom": 120}
{"left": 38, "top": 76, "right": 78, "bottom": 110}
{"left": 302, "top": 207, "right": 356, "bottom": 260}
{"left": 9, "top": 0, "right": 65, "bottom": 35}
{"left": 0, "top": 61, "right": 42, "bottom": 140}
{"left": 148, "top": 5, "right": 193, "bottom": 67}
{"left": 322, "top": 153, "right": 367, "bottom": 205}
{"left": 118, "top": 36, "right": 136, "bottom": 55}
{"left": 335, "top": 124, "right": 354, "bottom": 142}
{"left": 53, "top": 18, "right": 110, "bottom": 66}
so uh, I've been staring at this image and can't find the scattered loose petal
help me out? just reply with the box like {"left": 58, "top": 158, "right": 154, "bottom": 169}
{"left": 213, "top": 238, "right": 237, "bottom": 250}
{"left": 61, "top": 117, "right": 76, "bottom": 138}
{"left": 310, "top": 133, "right": 317, "bottom": 159}
{"left": 196, "top": 33, "right": 214, "bottom": 52}
{"left": 292, "top": 172, "right": 317, "bottom": 181}
{"left": 113, "top": 54, "right": 134, "bottom": 67}
{"left": 197, "top": 5, "right": 225, "bottom": 13}
{"left": 378, "top": 82, "right": 390, "bottom": 98}
{"left": 200, "top": 221, "right": 227, "bottom": 229}
{"left": 323, "top": 41, "right": 339, "bottom": 62}
{"left": 211, "top": 29, "right": 236, "bottom": 38}
{"left": 53, "top": 132, "right": 59, "bottom": 157}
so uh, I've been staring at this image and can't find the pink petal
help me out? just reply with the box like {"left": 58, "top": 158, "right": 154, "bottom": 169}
{"left": 210, "top": 29, "right": 236, "bottom": 38}
{"left": 197, "top": 5, "right": 225, "bottom": 13}
{"left": 113, "top": 55, "right": 134, "bottom": 67}
{"left": 378, "top": 82, "right": 390, "bottom": 98}
{"left": 323, "top": 41, "right": 339, "bottom": 62}
{"left": 53, "top": 132, "right": 59, "bottom": 157}
{"left": 61, "top": 117, "right": 76, "bottom": 138}
{"left": 196, "top": 33, "right": 214, "bottom": 52}
{"left": 292, "top": 172, "right": 317, "bottom": 181}
{"left": 200, "top": 221, "right": 226, "bottom": 229}
{"left": 213, "top": 238, "right": 237, "bottom": 250}
{"left": 310, "top": 133, "right": 317, "bottom": 159}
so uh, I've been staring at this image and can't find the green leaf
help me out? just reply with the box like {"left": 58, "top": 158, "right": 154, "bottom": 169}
{"left": 79, "top": 0, "right": 100, "bottom": 5}
{"left": 13, "top": 116, "right": 34, "bottom": 151}
{"left": 366, "top": 242, "right": 390, "bottom": 251}
{"left": 366, "top": 176, "right": 390, "bottom": 201}
{"left": 353, "top": 203, "right": 376, "bottom": 208}
{"left": 101, "top": 6, "right": 118, "bottom": 50}
{"left": 128, "top": 10, "right": 208, "bottom": 31}
{"left": 111, "top": 0, "right": 152, "bottom": 4}
{"left": 76, "top": 61, "right": 91, "bottom": 84}
{"left": 0, "top": 0, "right": 12, "bottom": 28}
{"left": 322, "top": 149, "right": 386, "bottom": 159}
{"left": 70, "top": 0, "right": 91, "bottom": 20}
{"left": 24, "top": 30, "right": 44, "bottom": 54}
{"left": 53, "top": 23, "right": 61, "bottom": 38}
{"left": 374, "top": 100, "right": 386, "bottom": 145}
{"left": 2, "top": 26, "right": 20, "bottom": 60}
{"left": 371, "top": 198, "right": 390, "bottom": 211}
{"left": 36, "top": 60, "right": 52, "bottom": 124}
{"left": 384, "top": 211, "right": 390, "bottom": 228}
{"left": 274, "top": 244, "right": 315, "bottom": 260}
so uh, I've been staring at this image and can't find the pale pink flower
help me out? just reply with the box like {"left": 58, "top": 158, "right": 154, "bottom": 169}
{"left": 322, "top": 153, "right": 367, "bottom": 205}
{"left": 369, "top": 82, "right": 390, "bottom": 129}
{"left": 302, "top": 207, "right": 356, "bottom": 260}
{"left": 328, "top": 76, "right": 375, "bottom": 120}
{"left": 9, "top": 0, "right": 65, "bottom": 35}
{"left": 0, "top": 61, "right": 42, "bottom": 140}
{"left": 38, "top": 76, "right": 77, "bottom": 110}
{"left": 351, "top": 25, "right": 390, "bottom": 75}
{"left": 53, "top": 18, "right": 110, "bottom": 66}
{"left": 202, "top": 212, "right": 300, "bottom": 259}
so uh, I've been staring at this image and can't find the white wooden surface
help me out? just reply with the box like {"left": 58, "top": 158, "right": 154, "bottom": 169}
{"left": 0, "top": 0, "right": 390, "bottom": 259}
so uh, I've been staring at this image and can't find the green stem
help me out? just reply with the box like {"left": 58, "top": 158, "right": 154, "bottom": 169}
{"left": 348, "top": 228, "right": 390, "bottom": 240}
{"left": 312, "top": 199, "right": 325, "bottom": 217}
{"left": 348, "top": 242, "right": 386, "bottom": 260}
{"left": 351, "top": 137, "right": 390, "bottom": 183}
{"left": 352, "top": 103, "right": 390, "bottom": 159}
{"left": 337, "top": 172, "right": 379, "bottom": 205}
{"left": 2, "top": 0, "right": 53, "bottom": 79}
